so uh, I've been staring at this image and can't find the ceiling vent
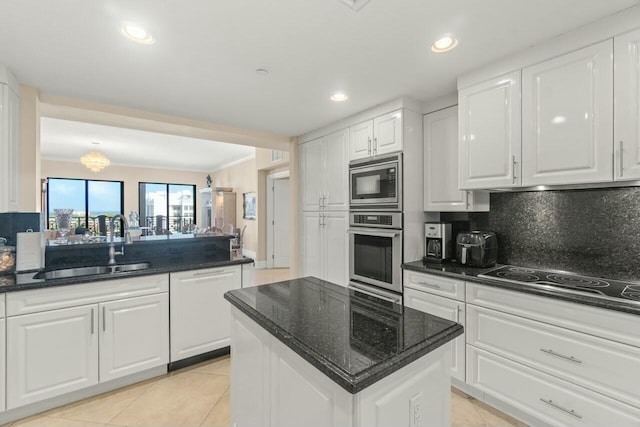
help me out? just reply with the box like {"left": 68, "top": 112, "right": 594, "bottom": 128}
{"left": 339, "top": 0, "right": 371, "bottom": 11}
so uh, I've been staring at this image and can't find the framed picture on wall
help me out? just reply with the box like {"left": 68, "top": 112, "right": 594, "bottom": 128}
{"left": 243, "top": 192, "right": 257, "bottom": 220}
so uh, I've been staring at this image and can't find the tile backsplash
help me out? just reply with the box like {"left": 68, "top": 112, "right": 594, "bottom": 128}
{"left": 444, "top": 187, "right": 640, "bottom": 281}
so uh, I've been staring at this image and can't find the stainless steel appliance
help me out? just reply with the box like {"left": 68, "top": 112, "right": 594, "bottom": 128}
{"left": 456, "top": 231, "right": 497, "bottom": 267}
{"left": 424, "top": 222, "right": 452, "bottom": 263}
{"left": 479, "top": 265, "right": 640, "bottom": 305}
{"left": 349, "top": 153, "right": 402, "bottom": 211}
{"left": 348, "top": 211, "right": 403, "bottom": 295}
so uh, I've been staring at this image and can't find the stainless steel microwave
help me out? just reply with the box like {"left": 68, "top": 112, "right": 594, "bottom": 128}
{"left": 349, "top": 153, "right": 402, "bottom": 211}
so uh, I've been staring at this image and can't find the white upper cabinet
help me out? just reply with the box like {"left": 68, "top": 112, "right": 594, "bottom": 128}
{"left": 349, "top": 110, "right": 403, "bottom": 161}
{"left": 300, "top": 130, "right": 349, "bottom": 212}
{"left": 459, "top": 71, "right": 522, "bottom": 189}
{"left": 615, "top": 28, "right": 640, "bottom": 181}
{"left": 349, "top": 120, "right": 373, "bottom": 161}
{"left": 373, "top": 110, "right": 403, "bottom": 156}
{"left": 522, "top": 40, "right": 614, "bottom": 186}
{"left": 424, "top": 106, "right": 489, "bottom": 212}
{"left": 0, "top": 74, "right": 20, "bottom": 212}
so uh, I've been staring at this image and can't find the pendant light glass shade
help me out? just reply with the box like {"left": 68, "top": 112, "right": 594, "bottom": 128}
{"left": 80, "top": 151, "right": 110, "bottom": 172}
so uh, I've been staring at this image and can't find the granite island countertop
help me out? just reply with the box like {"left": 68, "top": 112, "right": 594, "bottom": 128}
{"left": 403, "top": 260, "right": 640, "bottom": 316}
{"left": 224, "top": 276, "right": 463, "bottom": 393}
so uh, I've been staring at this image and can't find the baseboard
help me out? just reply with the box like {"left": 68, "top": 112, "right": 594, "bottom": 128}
{"left": 168, "top": 347, "right": 230, "bottom": 372}
{"left": 0, "top": 365, "right": 167, "bottom": 425}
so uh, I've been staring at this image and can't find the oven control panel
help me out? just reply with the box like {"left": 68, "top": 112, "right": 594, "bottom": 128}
{"left": 349, "top": 212, "right": 402, "bottom": 229}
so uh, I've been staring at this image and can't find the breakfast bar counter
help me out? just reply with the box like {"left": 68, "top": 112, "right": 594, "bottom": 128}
{"left": 224, "top": 276, "right": 462, "bottom": 427}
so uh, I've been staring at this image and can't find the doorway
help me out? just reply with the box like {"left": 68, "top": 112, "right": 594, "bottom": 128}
{"left": 266, "top": 171, "right": 290, "bottom": 268}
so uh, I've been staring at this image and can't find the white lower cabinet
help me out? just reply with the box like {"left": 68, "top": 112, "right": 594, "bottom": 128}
{"left": 302, "top": 211, "right": 348, "bottom": 286}
{"left": 99, "top": 294, "right": 169, "bottom": 382}
{"left": 404, "top": 288, "right": 465, "bottom": 382}
{"left": 6, "top": 274, "right": 169, "bottom": 409}
{"left": 468, "top": 346, "right": 640, "bottom": 427}
{"left": 7, "top": 305, "right": 99, "bottom": 409}
{"left": 170, "top": 266, "right": 241, "bottom": 362}
{"left": 0, "top": 318, "right": 6, "bottom": 413}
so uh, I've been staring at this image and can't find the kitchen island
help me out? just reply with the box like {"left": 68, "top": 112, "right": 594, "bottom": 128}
{"left": 224, "top": 276, "right": 463, "bottom": 427}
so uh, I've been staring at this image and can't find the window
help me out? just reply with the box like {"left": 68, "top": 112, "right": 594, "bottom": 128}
{"left": 47, "top": 178, "right": 124, "bottom": 234}
{"left": 271, "top": 150, "right": 283, "bottom": 162}
{"left": 139, "top": 182, "right": 196, "bottom": 233}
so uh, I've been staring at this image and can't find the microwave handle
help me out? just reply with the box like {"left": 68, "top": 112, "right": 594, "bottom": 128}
{"left": 347, "top": 229, "right": 402, "bottom": 238}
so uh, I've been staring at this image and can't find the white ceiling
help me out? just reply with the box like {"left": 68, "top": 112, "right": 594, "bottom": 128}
{"left": 40, "top": 117, "right": 255, "bottom": 172}
{"left": 1, "top": 1, "right": 639, "bottom": 136}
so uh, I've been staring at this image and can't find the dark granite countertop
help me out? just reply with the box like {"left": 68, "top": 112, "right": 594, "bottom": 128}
{"left": 224, "top": 276, "right": 463, "bottom": 394}
{"left": 0, "top": 257, "right": 253, "bottom": 293}
{"left": 403, "top": 260, "right": 640, "bottom": 316}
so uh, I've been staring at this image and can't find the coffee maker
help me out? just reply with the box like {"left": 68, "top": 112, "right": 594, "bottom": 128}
{"left": 424, "top": 222, "right": 453, "bottom": 263}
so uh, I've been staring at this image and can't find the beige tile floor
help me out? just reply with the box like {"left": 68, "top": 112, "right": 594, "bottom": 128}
{"left": 5, "top": 268, "right": 526, "bottom": 427}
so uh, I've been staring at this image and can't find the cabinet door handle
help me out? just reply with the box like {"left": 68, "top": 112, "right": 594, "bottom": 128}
{"left": 322, "top": 194, "right": 326, "bottom": 208}
{"left": 465, "top": 191, "right": 471, "bottom": 209}
{"left": 539, "top": 348, "right": 582, "bottom": 364}
{"left": 417, "top": 281, "right": 441, "bottom": 289}
{"left": 91, "top": 308, "right": 94, "bottom": 335}
{"left": 456, "top": 306, "right": 461, "bottom": 323}
{"left": 367, "top": 137, "right": 372, "bottom": 156}
{"left": 102, "top": 306, "right": 106, "bottom": 332}
{"left": 373, "top": 137, "right": 378, "bottom": 155}
{"left": 539, "top": 398, "right": 582, "bottom": 420}
{"left": 619, "top": 140, "right": 624, "bottom": 178}
{"left": 512, "top": 155, "right": 518, "bottom": 184}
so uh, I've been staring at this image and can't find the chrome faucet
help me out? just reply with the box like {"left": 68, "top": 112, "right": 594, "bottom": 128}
{"left": 108, "top": 214, "right": 130, "bottom": 265}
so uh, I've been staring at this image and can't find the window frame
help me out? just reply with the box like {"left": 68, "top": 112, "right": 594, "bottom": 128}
{"left": 46, "top": 177, "right": 125, "bottom": 232}
{"left": 138, "top": 181, "right": 197, "bottom": 232}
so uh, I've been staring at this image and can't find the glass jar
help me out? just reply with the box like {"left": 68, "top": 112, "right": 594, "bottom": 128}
{"left": 0, "top": 237, "right": 16, "bottom": 273}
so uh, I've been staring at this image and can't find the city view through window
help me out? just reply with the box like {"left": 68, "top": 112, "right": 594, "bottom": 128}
{"left": 139, "top": 183, "right": 196, "bottom": 234}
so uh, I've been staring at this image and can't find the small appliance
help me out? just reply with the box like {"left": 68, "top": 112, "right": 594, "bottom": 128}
{"left": 424, "top": 222, "right": 452, "bottom": 263}
{"left": 456, "top": 231, "right": 497, "bottom": 267}
{"left": 349, "top": 153, "right": 402, "bottom": 211}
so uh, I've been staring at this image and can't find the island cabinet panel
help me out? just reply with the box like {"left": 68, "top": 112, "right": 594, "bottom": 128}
{"left": 0, "top": 319, "right": 5, "bottom": 413}
{"left": 468, "top": 347, "right": 640, "bottom": 427}
{"left": 170, "top": 266, "right": 241, "bottom": 362}
{"left": 7, "top": 305, "right": 99, "bottom": 409}
{"left": 99, "top": 294, "right": 169, "bottom": 382}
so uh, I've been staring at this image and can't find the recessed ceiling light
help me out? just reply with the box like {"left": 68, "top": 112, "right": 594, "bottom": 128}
{"left": 339, "top": 0, "right": 371, "bottom": 11}
{"left": 121, "top": 22, "right": 155, "bottom": 44}
{"left": 91, "top": 141, "right": 100, "bottom": 145}
{"left": 431, "top": 35, "right": 458, "bottom": 53}
{"left": 256, "top": 68, "right": 269, "bottom": 76}
{"left": 330, "top": 92, "right": 349, "bottom": 102}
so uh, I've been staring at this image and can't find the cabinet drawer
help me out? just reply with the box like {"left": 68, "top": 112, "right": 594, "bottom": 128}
{"left": 403, "top": 271, "right": 464, "bottom": 301}
{"left": 467, "top": 346, "right": 640, "bottom": 427}
{"left": 7, "top": 274, "right": 169, "bottom": 316}
{"left": 466, "top": 282, "right": 640, "bottom": 347}
{"left": 467, "top": 305, "right": 640, "bottom": 408}
{"left": 0, "top": 293, "right": 5, "bottom": 317}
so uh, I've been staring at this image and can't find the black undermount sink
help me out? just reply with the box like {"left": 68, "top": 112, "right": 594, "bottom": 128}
{"left": 34, "top": 262, "right": 151, "bottom": 280}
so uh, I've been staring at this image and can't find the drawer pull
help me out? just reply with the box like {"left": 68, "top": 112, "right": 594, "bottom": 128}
{"left": 540, "top": 398, "right": 582, "bottom": 420}
{"left": 540, "top": 348, "right": 582, "bottom": 364}
{"left": 417, "top": 281, "right": 441, "bottom": 289}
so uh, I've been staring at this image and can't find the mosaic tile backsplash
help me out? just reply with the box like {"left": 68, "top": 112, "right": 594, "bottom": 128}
{"left": 458, "top": 187, "right": 640, "bottom": 281}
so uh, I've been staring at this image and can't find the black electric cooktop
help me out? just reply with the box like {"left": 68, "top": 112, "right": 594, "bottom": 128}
{"left": 479, "top": 265, "right": 640, "bottom": 305}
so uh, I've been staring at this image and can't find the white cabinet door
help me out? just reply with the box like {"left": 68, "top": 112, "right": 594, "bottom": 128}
{"left": 170, "top": 266, "right": 241, "bottom": 362}
{"left": 615, "top": 29, "right": 640, "bottom": 181}
{"left": 349, "top": 120, "right": 373, "bottom": 161}
{"left": 301, "top": 138, "right": 323, "bottom": 211}
{"left": 321, "top": 212, "right": 348, "bottom": 287}
{"left": 404, "top": 289, "right": 465, "bottom": 382}
{"left": 373, "top": 110, "right": 403, "bottom": 156}
{"left": 302, "top": 212, "right": 323, "bottom": 279}
{"left": 7, "top": 305, "right": 98, "bottom": 408}
{"left": 322, "top": 129, "right": 349, "bottom": 211}
{"left": 0, "top": 83, "right": 20, "bottom": 212}
{"left": 0, "top": 318, "right": 5, "bottom": 413}
{"left": 99, "top": 294, "right": 168, "bottom": 382}
{"left": 522, "top": 40, "right": 613, "bottom": 186}
{"left": 242, "top": 262, "right": 257, "bottom": 288}
{"left": 459, "top": 71, "right": 522, "bottom": 189}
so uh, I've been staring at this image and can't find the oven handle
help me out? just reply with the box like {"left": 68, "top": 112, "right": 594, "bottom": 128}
{"left": 348, "top": 282, "right": 402, "bottom": 304}
{"left": 347, "top": 228, "right": 402, "bottom": 237}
